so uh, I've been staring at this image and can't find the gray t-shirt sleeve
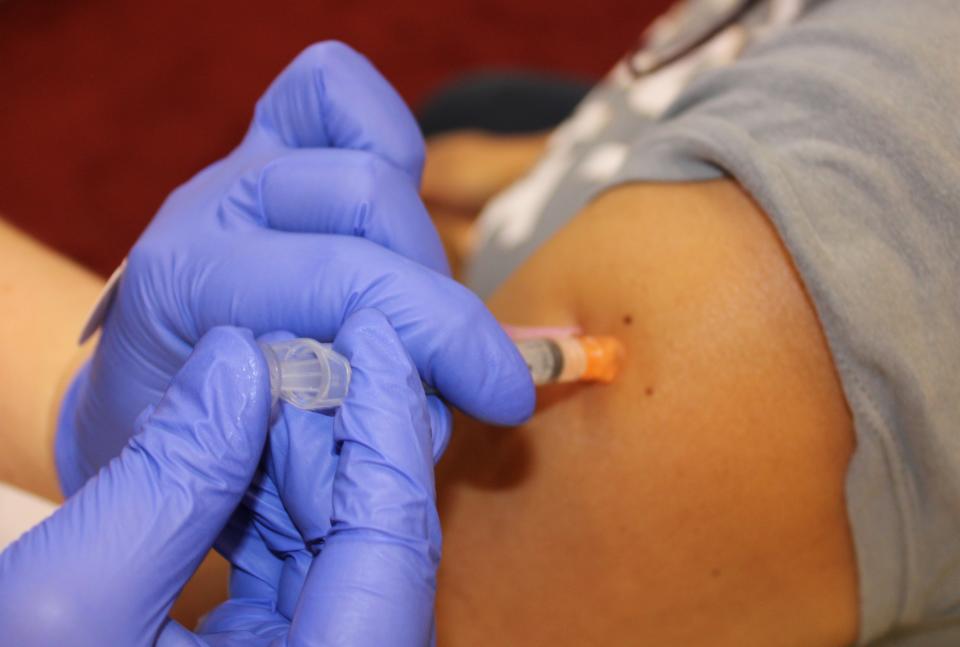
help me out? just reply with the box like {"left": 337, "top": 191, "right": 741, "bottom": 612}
{"left": 469, "top": 1, "right": 960, "bottom": 643}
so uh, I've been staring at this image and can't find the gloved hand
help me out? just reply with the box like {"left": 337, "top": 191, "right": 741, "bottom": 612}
{"left": 0, "top": 327, "right": 273, "bottom": 646}
{"left": 210, "top": 318, "right": 453, "bottom": 633}
{"left": 194, "top": 309, "right": 446, "bottom": 646}
{"left": 57, "top": 41, "right": 534, "bottom": 495}
{"left": 1, "top": 315, "right": 445, "bottom": 646}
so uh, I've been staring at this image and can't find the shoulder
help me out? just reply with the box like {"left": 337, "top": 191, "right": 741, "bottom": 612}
{"left": 478, "top": 178, "right": 861, "bottom": 644}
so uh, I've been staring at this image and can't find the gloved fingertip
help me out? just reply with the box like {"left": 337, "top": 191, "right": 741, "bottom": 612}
{"left": 255, "top": 329, "right": 298, "bottom": 345}
{"left": 295, "top": 39, "right": 366, "bottom": 72}
{"left": 131, "top": 404, "right": 156, "bottom": 433}
{"left": 332, "top": 308, "right": 408, "bottom": 370}
{"left": 146, "top": 326, "right": 272, "bottom": 461}
{"left": 436, "top": 301, "right": 536, "bottom": 426}
{"left": 251, "top": 40, "right": 424, "bottom": 179}
{"left": 156, "top": 618, "right": 206, "bottom": 646}
{"left": 489, "top": 342, "right": 537, "bottom": 426}
{"left": 426, "top": 395, "right": 452, "bottom": 463}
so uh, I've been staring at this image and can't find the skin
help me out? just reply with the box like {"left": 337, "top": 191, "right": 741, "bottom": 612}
{"left": 434, "top": 178, "right": 860, "bottom": 646}
{"left": 421, "top": 130, "right": 550, "bottom": 214}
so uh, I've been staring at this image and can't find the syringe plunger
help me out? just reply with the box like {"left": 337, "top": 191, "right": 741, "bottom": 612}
{"left": 258, "top": 338, "right": 351, "bottom": 411}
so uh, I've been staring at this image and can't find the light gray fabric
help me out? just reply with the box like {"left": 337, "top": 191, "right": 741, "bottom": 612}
{"left": 466, "top": 1, "right": 960, "bottom": 644}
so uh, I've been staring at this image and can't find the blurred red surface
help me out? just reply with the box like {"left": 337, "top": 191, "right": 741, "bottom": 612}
{"left": 0, "top": 0, "right": 668, "bottom": 275}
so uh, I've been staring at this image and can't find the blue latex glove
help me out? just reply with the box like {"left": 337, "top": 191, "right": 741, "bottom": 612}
{"left": 1, "top": 316, "right": 445, "bottom": 646}
{"left": 57, "top": 41, "right": 534, "bottom": 495}
{"left": 211, "top": 322, "right": 453, "bottom": 631}
{"left": 0, "top": 327, "right": 272, "bottom": 645}
{"left": 192, "top": 309, "right": 445, "bottom": 645}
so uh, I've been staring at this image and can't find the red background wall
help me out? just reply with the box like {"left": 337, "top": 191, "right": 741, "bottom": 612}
{"left": 0, "top": 0, "right": 668, "bottom": 275}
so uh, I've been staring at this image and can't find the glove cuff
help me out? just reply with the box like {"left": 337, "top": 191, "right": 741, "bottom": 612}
{"left": 54, "top": 360, "right": 96, "bottom": 497}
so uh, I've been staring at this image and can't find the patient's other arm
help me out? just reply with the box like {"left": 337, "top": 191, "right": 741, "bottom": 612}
{"left": 0, "top": 219, "right": 102, "bottom": 501}
{"left": 422, "top": 131, "right": 547, "bottom": 276}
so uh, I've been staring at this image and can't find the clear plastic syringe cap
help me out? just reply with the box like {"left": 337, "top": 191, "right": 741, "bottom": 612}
{"left": 258, "top": 338, "right": 352, "bottom": 411}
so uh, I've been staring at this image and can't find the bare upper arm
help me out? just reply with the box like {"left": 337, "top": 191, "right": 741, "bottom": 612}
{"left": 436, "top": 179, "right": 859, "bottom": 646}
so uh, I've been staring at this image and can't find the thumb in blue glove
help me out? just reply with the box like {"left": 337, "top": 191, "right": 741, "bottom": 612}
{"left": 0, "top": 327, "right": 271, "bottom": 647}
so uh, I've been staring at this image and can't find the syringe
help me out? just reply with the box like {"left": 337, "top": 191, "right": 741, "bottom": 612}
{"left": 259, "top": 334, "right": 624, "bottom": 412}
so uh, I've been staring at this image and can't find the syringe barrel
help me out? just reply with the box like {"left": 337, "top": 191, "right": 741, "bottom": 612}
{"left": 515, "top": 336, "right": 624, "bottom": 385}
